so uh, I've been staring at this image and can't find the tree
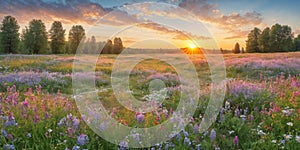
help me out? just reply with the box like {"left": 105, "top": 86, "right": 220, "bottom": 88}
{"left": 90, "top": 36, "right": 97, "bottom": 54}
{"left": 102, "top": 39, "right": 113, "bottom": 54}
{"left": 113, "top": 37, "right": 124, "bottom": 54}
{"left": 0, "top": 16, "right": 20, "bottom": 54}
{"left": 246, "top": 27, "right": 261, "bottom": 53}
{"left": 269, "top": 24, "right": 293, "bottom": 52}
{"left": 68, "top": 25, "right": 85, "bottom": 54}
{"left": 23, "top": 19, "right": 48, "bottom": 54}
{"left": 233, "top": 42, "right": 240, "bottom": 54}
{"left": 258, "top": 27, "right": 271, "bottom": 52}
{"left": 241, "top": 47, "right": 245, "bottom": 53}
{"left": 294, "top": 35, "right": 300, "bottom": 51}
{"left": 49, "top": 21, "right": 65, "bottom": 54}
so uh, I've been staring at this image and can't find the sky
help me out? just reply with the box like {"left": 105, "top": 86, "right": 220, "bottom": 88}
{"left": 0, "top": 0, "right": 299, "bottom": 49}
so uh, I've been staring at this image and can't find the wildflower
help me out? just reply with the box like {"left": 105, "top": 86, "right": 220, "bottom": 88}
{"left": 193, "top": 124, "right": 199, "bottom": 134}
{"left": 119, "top": 140, "right": 128, "bottom": 149}
{"left": 233, "top": 136, "right": 238, "bottom": 146}
{"left": 286, "top": 122, "right": 293, "bottom": 126}
{"left": 183, "top": 130, "right": 189, "bottom": 137}
{"left": 271, "top": 140, "right": 276, "bottom": 143}
{"left": 283, "top": 134, "right": 292, "bottom": 140}
{"left": 258, "top": 130, "right": 266, "bottom": 136}
{"left": 44, "top": 112, "right": 49, "bottom": 120}
{"left": 48, "top": 129, "right": 53, "bottom": 133}
{"left": 73, "top": 118, "right": 80, "bottom": 129}
{"left": 136, "top": 112, "right": 144, "bottom": 123}
{"left": 3, "top": 144, "right": 15, "bottom": 150}
{"left": 210, "top": 129, "right": 216, "bottom": 140}
{"left": 296, "top": 135, "right": 300, "bottom": 143}
{"left": 27, "top": 133, "right": 31, "bottom": 138}
{"left": 72, "top": 145, "right": 80, "bottom": 150}
{"left": 77, "top": 134, "right": 89, "bottom": 146}
{"left": 22, "top": 99, "right": 28, "bottom": 107}
{"left": 195, "top": 144, "right": 201, "bottom": 150}
{"left": 1, "top": 129, "right": 8, "bottom": 137}
{"left": 183, "top": 137, "right": 191, "bottom": 146}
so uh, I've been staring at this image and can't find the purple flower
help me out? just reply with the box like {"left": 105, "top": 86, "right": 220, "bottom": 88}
{"left": 233, "top": 135, "right": 238, "bottom": 146}
{"left": 73, "top": 118, "right": 80, "bottom": 129}
{"left": 77, "top": 134, "right": 89, "bottom": 146}
{"left": 72, "top": 146, "right": 80, "bottom": 150}
{"left": 193, "top": 124, "right": 199, "bottom": 134}
{"left": 184, "top": 137, "right": 191, "bottom": 146}
{"left": 3, "top": 144, "right": 15, "bottom": 150}
{"left": 210, "top": 129, "right": 216, "bottom": 140}
{"left": 136, "top": 112, "right": 144, "bottom": 123}
{"left": 1, "top": 129, "right": 8, "bottom": 137}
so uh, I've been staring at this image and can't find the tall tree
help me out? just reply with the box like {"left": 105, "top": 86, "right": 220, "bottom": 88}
{"left": 0, "top": 16, "right": 20, "bottom": 54}
{"left": 23, "top": 19, "right": 48, "bottom": 54}
{"left": 113, "top": 37, "right": 124, "bottom": 54}
{"left": 258, "top": 27, "right": 271, "bottom": 52}
{"left": 294, "top": 35, "right": 300, "bottom": 51}
{"left": 269, "top": 24, "right": 293, "bottom": 52}
{"left": 246, "top": 27, "right": 261, "bottom": 53}
{"left": 102, "top": 39, "right": 113, "bottom": 54}
{"left": 49, "top": 21, "right": 65, "bottom": 54}
{"left": 233, "top": 42, "right": 240, "bottom": 54}
{"left": 68, "top": 25, "right": 85, "bottom": 54}
{"left": 90, "top": 36, "right": 97, "bottom": 54}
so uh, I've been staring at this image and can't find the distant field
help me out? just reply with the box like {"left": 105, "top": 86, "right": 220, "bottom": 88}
{"left": 0, "top": 52, "right": 299, "bottom": 149}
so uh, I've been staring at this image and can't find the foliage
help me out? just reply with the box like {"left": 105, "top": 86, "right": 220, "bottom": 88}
{"left": 23, "top": 19, "right": 48, "bottom": 54}
{"left": 246, "top": 27, "right": 261, "bottom": 53}
{"left": 68, "top": 25, "right": 85, "bottom": 54}
{"left": 233, "top": 42, "right": 240, "bottom": 54}
{"left": 258, "top": 27, "right": 271, "bottom": 52}
{"left": 294, "top": 35, "right": 300, "bottom": 51}
{"left": 269, "top": 24, "right": 293, "bottom": 52}
{"left": 49, "top": 21, "right": 65, "bottom": 54}
{"left": 0, "top": 16, "right": 20, "bottom": 54}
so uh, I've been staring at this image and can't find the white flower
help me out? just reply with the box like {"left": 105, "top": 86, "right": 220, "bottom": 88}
{"left": 271, "top": 140, "right": 277, "bottom": 143}
{"left": 286, "top": 122, "right": 293, "bottom": 126}
{"left": 48, "top": 129, "right": 53, "bottom": 133}
{"left": 228, "top": 130, "right": 235, "bottom": 135}
{"left": 258, "top": 130, "right": 266, "bottom": 136}
{"left": 283, "top": 134, "right": 292, "bottom": 140}
{"left": 296, "top": 136, "right": 300, "bottom": 143}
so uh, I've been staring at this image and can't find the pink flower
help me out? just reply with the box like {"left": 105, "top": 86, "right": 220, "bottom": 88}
{"left": 233, "top": 135, "right": 238, "bottom": 146}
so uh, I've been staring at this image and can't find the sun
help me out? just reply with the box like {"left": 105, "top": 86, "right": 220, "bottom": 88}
{"left": 188, "top": 43, "right": 196, "bottom": 49}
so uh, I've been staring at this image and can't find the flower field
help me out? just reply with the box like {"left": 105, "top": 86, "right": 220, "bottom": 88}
{"left": 0, "top": 53, "right": 300, "bottom": 149}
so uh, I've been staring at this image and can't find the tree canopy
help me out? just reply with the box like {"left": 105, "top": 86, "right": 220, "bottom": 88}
{"left": 49, "top": 21, "right": 65, "bottom": 54}
{"left": 0, "top": 16, "right": 20, "bottom": 54}
{"left": 23, "top": 19, "right": 48, "bottom": 54}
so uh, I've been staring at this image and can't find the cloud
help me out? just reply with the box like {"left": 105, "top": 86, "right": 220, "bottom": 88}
{"left": 0, "top": 0, "right": 110, "bottom": 24}
{"left": 137, "top": 22, "right": 211, "bottom": 40}
{"left": 178, "top": 0, "right": 263, "bottom": 39}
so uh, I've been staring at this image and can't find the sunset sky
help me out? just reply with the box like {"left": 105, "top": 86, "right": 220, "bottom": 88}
{"left": 0, "top": 0, "right": 299, "bottom": 49}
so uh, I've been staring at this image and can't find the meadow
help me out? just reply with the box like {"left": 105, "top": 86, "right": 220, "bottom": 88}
{"left": 0, "top": 52, "right": 299, "bottom": 149}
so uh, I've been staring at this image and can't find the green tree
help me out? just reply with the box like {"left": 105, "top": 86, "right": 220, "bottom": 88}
{"left": 113, "top": 37, "right": 124, "bottom": 54}
{"left": 102, "top": 39, "right": 113, "bottom": 54}
{"left": 49, "top": 21, "right": 65, "bottom": 54}
{"left": 258, "top": 27, "right": 271, "bottom": 52}
{"left": 0, "top": 16, "right": 20, "bottom": 54}
{"left": 269, "top": 24, "right": 293, "bottom": 52}
{"left": 23, "top": 19, "right": 48, "bottom": 54}
{"left": 294, "top": 35, "right": 300, "bottom": 51}
{"left": 246, "top": 27, "right": 261, "bottom": 53}
{"left": 68, "top": 25, "right": 85, "bottom": 54}
{"left": 233, "top": 42, "right": 240, "bottom": 54}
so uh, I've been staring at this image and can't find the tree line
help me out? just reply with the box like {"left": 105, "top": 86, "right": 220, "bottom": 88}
{"left": 241, "top": 23, "right": 300, "bottom": 53}
{"left": 0, "top": 16, "right": 124, "bottom": 54}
